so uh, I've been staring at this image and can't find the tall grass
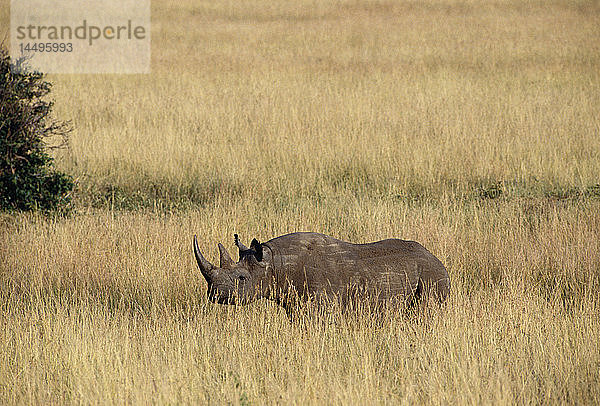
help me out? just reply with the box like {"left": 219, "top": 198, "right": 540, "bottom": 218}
{"left": 46, "top": 0, "right": 600, "bottom": 208}
{"left": 1, "top": 0, "right": 600, "bottom": 404}
{"left": 1, "top": 199, "right": 600, "bottom": 404}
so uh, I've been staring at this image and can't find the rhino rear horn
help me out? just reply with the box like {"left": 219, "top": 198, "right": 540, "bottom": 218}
{"left": 218, "top": 243, "right": 235, "bottom": 269}
{"left": 193, "top": 235, "right": 215, "bottom": 281}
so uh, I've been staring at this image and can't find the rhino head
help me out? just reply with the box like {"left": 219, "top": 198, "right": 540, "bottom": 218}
{"left": 193, "top": 234, "right": 273, "bottom": 305}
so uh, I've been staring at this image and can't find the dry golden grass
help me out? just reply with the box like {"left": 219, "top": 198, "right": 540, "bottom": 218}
{"left": 2, "top": 0, "right": 600, "bottom": 404}
{"left": 43, "top": 0, "right": 600, "bottom": 207}
{"left": 1, "top": 200, "right": 600, "bottom": 404}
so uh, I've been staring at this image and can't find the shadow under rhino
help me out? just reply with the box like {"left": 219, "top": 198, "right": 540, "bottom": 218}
{"left": 193, "top": 232, "right": 450, "bottom": 317}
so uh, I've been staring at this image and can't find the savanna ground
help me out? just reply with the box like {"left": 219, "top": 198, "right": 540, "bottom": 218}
{"left": 1, "top": 0, "right": 600, "bottom": 404}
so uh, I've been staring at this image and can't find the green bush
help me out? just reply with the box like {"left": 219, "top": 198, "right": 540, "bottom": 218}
{"left": 0, "top": 47, "right": 74, "bottom": 213}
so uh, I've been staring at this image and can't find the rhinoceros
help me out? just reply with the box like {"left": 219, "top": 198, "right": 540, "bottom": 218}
{"left": 193, "top": 232, "right": 449, "bottom": 313}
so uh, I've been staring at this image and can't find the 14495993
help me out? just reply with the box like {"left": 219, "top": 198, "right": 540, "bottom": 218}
{"left": 19, "top": 42, "right": 73, "bottom": 53}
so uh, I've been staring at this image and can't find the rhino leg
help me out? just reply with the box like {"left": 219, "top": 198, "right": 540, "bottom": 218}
{"left": 414, "top": 269, "right": 450, "bottom": 306}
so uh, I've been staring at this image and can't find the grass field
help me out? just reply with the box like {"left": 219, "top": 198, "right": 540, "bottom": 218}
{"left": 2, "top": 0, "right": 600, "bottom": 404}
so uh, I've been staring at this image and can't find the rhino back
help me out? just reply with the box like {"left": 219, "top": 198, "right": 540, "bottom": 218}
{"left": 265, "top": 232, "right": 444, "bottom": 302}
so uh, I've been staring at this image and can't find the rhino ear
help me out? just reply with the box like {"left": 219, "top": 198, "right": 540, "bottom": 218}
{"left": 250, "top": 238, "right": 263, "bottom": 262}
{"left": 234, "top": 233, "right": 250, "bottom": 259}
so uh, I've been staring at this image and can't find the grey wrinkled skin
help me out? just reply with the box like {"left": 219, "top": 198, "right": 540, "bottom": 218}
{"left": 193, "top": 232, "right": 450, "bottom": 313}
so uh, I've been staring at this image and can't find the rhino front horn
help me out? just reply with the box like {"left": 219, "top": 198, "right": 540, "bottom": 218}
{"left": 193, "top": 235, "right": 215, "bottom": 281}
